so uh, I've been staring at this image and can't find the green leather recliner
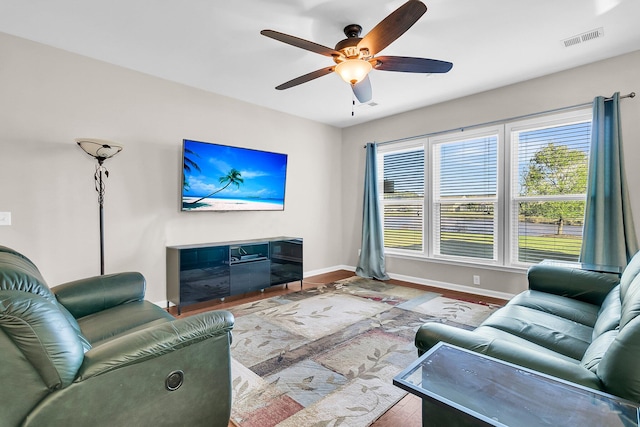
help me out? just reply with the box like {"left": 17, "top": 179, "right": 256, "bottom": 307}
{"left": 0, "top": 246, "right": 234, "bottom": 427}
{"left": 416, "top": 252, "right": 640, "bottom": 405}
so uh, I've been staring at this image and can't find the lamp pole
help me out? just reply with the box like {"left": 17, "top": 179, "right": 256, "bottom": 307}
{"left": 77, "top": 139, "right": 123, "bottom": 275}
{"left": 96, "top": 159, "right": 106, "bottom": 275}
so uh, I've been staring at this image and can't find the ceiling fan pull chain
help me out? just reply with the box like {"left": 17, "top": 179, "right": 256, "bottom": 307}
{"left": 352, "top": 97, "right": 355, "bottom": 117}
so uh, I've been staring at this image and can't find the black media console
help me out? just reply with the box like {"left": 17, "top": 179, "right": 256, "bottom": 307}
{"left": 166, "top": 237, "right": 303, "bottom": 314}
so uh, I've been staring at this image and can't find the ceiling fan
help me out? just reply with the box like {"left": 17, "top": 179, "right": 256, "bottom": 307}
{"left": 260, "top": 0, "right": 453, "bottom": 103}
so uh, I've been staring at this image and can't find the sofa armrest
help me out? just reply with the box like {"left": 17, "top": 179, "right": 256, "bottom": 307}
{"left": 53, "top": 272, "right": 146, "bottom": 319}
{"left": 76, "top": 309, "right": 234, "bottom": 380}
{"left": 527, "top": 265, "right": 620, "bottom": 306}
{"left": 416, "top": 323, "right": 603, "bottom": 390}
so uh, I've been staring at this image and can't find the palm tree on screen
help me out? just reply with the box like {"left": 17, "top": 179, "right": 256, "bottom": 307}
{"left": 183, "top": 148, "right": 201, "bottom": 191}
{"left": 188, "top": 168, "right": 244, "bottom": 204}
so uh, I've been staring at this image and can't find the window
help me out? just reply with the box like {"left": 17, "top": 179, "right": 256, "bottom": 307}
{"left": 433, "top": 132, "right": 499, "bottom": 261}
{"left": 379, "top": 144, "right": 424, "bottom": 251}
{"left": 377, "top": 109, "right": 591, "bottom": 268}
{"left": 508, "top": 117, "right": 591, "bottom": 265}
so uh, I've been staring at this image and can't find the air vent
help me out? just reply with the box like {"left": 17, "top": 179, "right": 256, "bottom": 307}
{"left": 563, "top": 36, "right": 582, "bottom": 48}
{"left": 562, "top": 27, "right": 604, "bottom": 48}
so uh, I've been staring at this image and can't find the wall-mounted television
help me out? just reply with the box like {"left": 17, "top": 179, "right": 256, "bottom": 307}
{"left": 181, "top": 139, "right": 288, "bottom": 211}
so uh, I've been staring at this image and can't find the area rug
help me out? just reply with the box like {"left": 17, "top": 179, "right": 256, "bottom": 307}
{"left": 228, "top": 276, "right": 500, "bottom": 427}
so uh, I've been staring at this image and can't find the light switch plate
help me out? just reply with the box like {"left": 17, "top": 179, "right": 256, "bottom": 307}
{"left": 0, "top": 212, "right": 11, "bottom": 226}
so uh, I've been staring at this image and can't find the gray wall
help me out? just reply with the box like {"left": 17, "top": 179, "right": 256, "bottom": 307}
{"left": 0, "top": 32, "right": 343, "bottom": 303}
{"left": 2, "top": 29, "right": 638, "bottom": 302}
{"left": 341, "top": 50, "right": 640, "bottom": 296}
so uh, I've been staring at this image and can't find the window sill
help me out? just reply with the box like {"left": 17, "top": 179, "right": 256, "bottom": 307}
{"left": 384, "top": 251, "right": 529, "bottom": 275}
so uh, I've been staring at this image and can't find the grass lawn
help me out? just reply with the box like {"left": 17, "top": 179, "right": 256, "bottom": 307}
{"left": 518, "top": 235, "right": 581, "bottom": 255}
{"left": 384, "top": 229, "right": 581, "bottom": 260}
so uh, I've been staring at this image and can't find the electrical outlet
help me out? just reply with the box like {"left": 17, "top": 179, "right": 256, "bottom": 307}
{"left": 473, "top": 275, "right": 480, "bottom": 285}
{"left": 0, "top": 212, "right": 11, "bottom": 226}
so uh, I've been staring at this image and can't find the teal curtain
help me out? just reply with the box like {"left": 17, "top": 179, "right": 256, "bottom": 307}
{"left": 580, "top": 92, "right": 638, "bottom": 268}
{"left": 356, "top": 143, "right": 390, "bottom": 280}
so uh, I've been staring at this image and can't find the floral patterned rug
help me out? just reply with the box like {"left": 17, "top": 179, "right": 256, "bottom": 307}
{"left": 228, "top": 276, "right": 500, "bottom": 427}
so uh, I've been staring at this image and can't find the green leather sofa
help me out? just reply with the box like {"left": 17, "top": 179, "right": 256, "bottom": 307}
{"left": 416, "top": 252, "right": 640, "bottom": 405}
{"left": 0, "top": 246, "right": 234, "bottom": 427}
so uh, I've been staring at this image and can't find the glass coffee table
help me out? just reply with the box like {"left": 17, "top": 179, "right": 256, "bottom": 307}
{"left": 393, "top": 342, "right": 639, "bottom": 426}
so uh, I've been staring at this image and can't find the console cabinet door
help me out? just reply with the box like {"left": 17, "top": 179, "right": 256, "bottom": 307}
{"left": 178, "top": 246, "right": 230, "bottom": 304}
{"left": 270, "top": 239, "right": 303, "bottom": 285}
{"left": 230, "top": 260, "right": 271, "bottom": 294}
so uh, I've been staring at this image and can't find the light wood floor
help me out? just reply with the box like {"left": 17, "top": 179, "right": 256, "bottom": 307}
{"left": 169, "top": 270, "right": 506, "bottom": 427}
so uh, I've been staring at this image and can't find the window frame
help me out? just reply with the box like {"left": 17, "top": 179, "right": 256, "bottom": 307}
{"left": 377, "top": 139, "right": 427, "bottom": 256}
{"left": 430, "top": 126, "right": 504, "bottom": 265}
{"left": 376, "top": 107, "right": 592, "bottom": 269}
{"left": 505, "top": 109, "right": 593, "bottom": 267}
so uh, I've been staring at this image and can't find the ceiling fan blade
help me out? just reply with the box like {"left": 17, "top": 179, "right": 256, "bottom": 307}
{"left": 357, "top": 0, "right": 427, "bottom": 56}
{"left": 261, "top": 30, "right": 342, "bottom": 57}
{"left": 275, "top": 66, "right": 335, "bottom": 90}
{"left": 374, "top": 56, "right": 453, "bottom": 73}
{"left": 352, "top": 76, "right": 372, "bottom": 103}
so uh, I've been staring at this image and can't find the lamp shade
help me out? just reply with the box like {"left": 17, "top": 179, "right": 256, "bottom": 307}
{"left": 76, "top": 138, "right": 123, "bottom": 162}
{"left": 335, "top": 59, "right": 373, "bottom": 85}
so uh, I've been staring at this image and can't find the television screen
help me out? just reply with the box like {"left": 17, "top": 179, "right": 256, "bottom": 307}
{"left": 181, "top": 139, "right": 288, "bottom": 211}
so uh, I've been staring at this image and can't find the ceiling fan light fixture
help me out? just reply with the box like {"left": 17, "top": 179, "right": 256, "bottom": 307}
{"left": 335, "top": 59, "right": 372, "bottom": 85}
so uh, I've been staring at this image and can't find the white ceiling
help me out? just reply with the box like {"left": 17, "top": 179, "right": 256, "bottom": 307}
{"left": 1, "top": 0, "right": 639, "bottom": 128}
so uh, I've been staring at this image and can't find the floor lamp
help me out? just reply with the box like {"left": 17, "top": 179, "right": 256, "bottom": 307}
{"left": 76, "top": 138, "right": 123, "bottom": 275}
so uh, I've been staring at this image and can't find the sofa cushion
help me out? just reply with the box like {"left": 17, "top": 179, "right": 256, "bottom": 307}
{"left": 0, "top": 291, "right": 85, "bottom": 389}
{"left": 0, "top": 247, "right": 55, "bottom": 301}
{"left": 0, "top": 247, "right": 91, "bottom": 352}
{"left": 581, "top": 330, "right": 618, "bottom": 372}
{"left": 597, "top": 315, "right": 640, "bottom": 403}
{"left": 621, "top": 273, "right": 640, "bottom": 329}
{"left": 473, "top": 325, "right": 581, "bottom": 363}
{"left": 592, "top": 285, "right": 622, "bottom": 339}
{"left": 508, "top": 290, "right": 600, "bottom": 327}
{"left": 620, "top": 251, "right": 640, "bottom": 298}
{"left": 479, "top": 305, "right": 593, "bottom": 360}
{"left": 77, "top": 300, "right": 174, "bottom": 345}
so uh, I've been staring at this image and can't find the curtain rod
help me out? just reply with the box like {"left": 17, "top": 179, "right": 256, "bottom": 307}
{"left": 366, "top": 91, "right": 636, "bottom": 148}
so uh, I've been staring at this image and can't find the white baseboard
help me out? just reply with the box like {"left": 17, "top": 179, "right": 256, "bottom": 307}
{"left": 333, "top": 265, "right": 514, "bottom": 300}
{"left": 385, "top": 271, "right": 515, "bottom": 300}
{"left": 304, "top": 264, "right": 354, "bottom": 278}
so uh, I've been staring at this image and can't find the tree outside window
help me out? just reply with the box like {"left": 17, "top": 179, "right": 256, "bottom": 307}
{"left": 520, "top": 142, "right": 588, "bottom": 235}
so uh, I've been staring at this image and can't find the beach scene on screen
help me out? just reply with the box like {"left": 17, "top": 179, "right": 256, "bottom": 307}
{"left": 182, "top": 139, "right": 288, "bottom": 211}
